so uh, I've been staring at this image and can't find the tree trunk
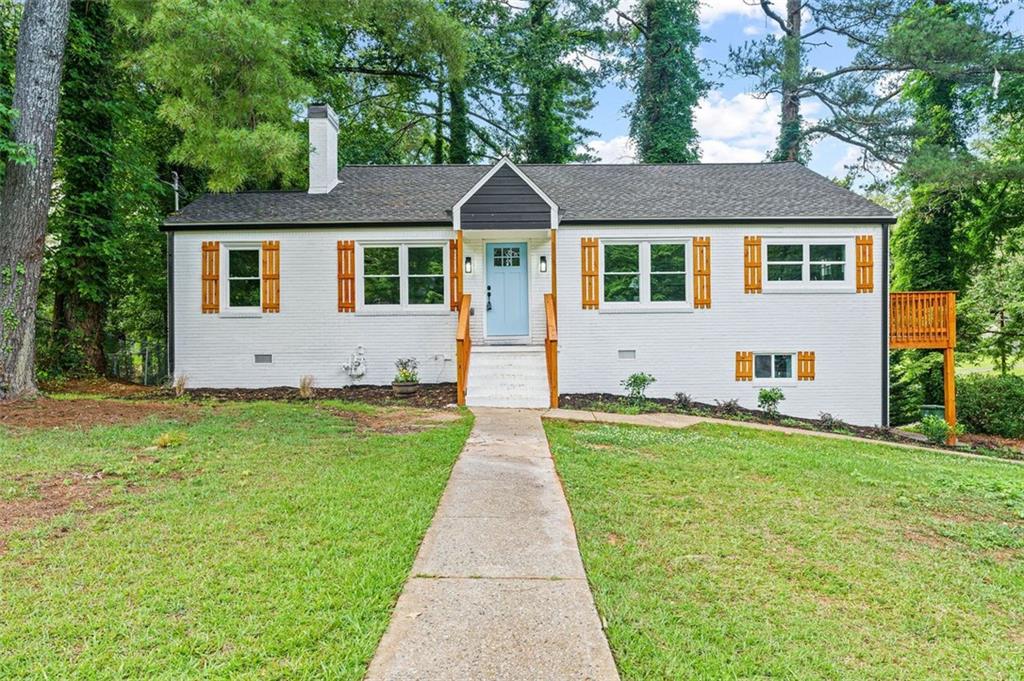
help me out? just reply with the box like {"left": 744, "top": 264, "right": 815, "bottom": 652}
{"left": 0, "top": 0, "right": 71, "bottom": 400}
{"left": 433, "top": 81, "right": 445, "bottom": 164}
{"left": 448, "top": 79, "right": 469, "bottom": 163}
{"left": 775, "top": 0, "right": 802, "bottom": 162}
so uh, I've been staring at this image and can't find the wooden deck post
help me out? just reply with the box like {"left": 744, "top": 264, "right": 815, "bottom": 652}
{"left": 944, "top": 292, "right": 957, "bottom": 444}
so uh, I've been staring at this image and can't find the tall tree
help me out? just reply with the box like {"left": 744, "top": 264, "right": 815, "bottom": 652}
{"left": 0, "top": 0, "right": 70, "bottom": 399}
{"left": 129, "top": 0, "right": 466, "bottom": 190}
{"left": 48, "top": 0, "right": 118, "bottom": 374}
{"left": 619, "top": 0, "right": 706, "bottom": 163}
{"left": 730, "top": 0, "right": 1022, "bottom": 170}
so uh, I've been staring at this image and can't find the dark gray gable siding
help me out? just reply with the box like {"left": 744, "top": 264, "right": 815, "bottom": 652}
{"left": 460, "top": 165, "right": 551, "bottom": 230}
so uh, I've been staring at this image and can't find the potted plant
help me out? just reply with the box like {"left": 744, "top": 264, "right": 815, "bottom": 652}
{"left": 392, "top": 357, "right": 420, "bottom": 397}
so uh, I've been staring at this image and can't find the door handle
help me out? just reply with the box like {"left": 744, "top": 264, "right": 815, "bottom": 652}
{"left": 486, "top": 285, "right": 492, "bottom": 311}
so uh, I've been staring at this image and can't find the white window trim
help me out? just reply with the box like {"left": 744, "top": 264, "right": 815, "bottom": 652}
{"left": 599, "top": 238, "right": 693, "bottom": 312}
{"left": 762, "top": 237, "right": 855, "bottom": 293}
{"left": 356, "top": 241, "right": 449, "bottom": 313}
{"left": 752, "top": 352, "right": 798, "bottom": 385}
{"left": 221, "top": 242, "right": 263, "bottom": 318}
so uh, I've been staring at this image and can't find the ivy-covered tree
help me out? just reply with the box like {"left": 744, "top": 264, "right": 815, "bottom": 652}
{"left": 618, "top": 0, "right": 706, "bottom": 163}
{"left": 47, "top": 0, "right": 119, "bottom": 374}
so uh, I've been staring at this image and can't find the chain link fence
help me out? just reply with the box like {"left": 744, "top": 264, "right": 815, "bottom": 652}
{"left": 106, "top": 338, "right": 168, "bottom": 386}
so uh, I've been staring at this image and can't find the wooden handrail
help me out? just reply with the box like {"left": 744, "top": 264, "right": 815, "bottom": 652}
{"left": 889, "top": 291, "right": 956, "bottom": 350}
{"left": 456, "top": 294, "right": 472, "bottom": 405}
{"left": 544, "top": 293, "right": 558, "bottom": 408}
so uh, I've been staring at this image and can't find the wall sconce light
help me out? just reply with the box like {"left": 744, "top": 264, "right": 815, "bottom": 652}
{"left": 464, "top": 256, "right": 473, "bottom": 274}
{"left": 539, "top": 255, "right": 548, "bottom": 273}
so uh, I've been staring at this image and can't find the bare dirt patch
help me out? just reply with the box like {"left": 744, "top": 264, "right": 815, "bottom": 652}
{"left": 0, "top": 472, "right": 112, "bottom": 552}
{"left": 40, "top": 377, "right": 160, "bottom": 398}
{"left": 330, "top": 407, "right": 462, "bottom": 434}
{"left": 0, "top": 397, "right": 194, "bottom": 430}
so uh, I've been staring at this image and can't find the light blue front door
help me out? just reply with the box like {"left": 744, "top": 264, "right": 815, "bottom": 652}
{"left": 486, "top": 242, "right": 529, "bottom": 337}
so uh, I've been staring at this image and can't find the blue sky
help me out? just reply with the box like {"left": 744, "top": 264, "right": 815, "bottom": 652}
{"left": 581, "top": 0, "right": 867, "bottom": 177}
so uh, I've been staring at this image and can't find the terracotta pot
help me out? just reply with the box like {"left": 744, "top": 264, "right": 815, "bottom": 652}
{"left": 392, "top": 381, "right": 420, "bottom": 397}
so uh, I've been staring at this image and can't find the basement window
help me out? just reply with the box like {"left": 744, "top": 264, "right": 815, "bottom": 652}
{"left": 254, "top": 354, "right": 273, "bottom": 364}
{"left": 754, "top": 353, "right": 794, "bottom": 380}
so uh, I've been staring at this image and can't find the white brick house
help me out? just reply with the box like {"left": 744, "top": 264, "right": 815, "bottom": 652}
{"left": 164, "top": 104, "right": 896, "bottom": 425}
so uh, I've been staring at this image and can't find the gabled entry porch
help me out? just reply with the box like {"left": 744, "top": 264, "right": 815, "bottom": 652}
{"left": 450, "top": 159, "right": 560, "bottom": 408}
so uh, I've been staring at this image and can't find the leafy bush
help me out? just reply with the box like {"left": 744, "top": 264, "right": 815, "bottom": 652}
{"left": 818, "top": 412, "right": 847, "bottom": 432}
{"left": 757, "top": 387, "right": 785, "bottom": 418}
{"left": 889, "top": 351, "right": 942, "bottom": 426}
{"left": 394, "top": 358, "right": 419, "bottom": 383}
{"left": 298, "top": 375, "right": 315, "bottom": 399}
{"left": 958, "top": 373, "right": 1024, "bottom": 438}
{"left": 920, "top": 415, "right": 964, "bottom": 444}
{"left": 673, "top": 392, "right": 693, "bottom": 409}
{"left": 621, "top": 372, "right": 656, "bottom": 406}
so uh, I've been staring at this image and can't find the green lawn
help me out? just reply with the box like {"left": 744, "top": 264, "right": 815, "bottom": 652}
{"left": 546, "top": 420, "right": 1024, "bottom": 680}
{"left": 0, "top": 399, "right": 471, "bottom": 679}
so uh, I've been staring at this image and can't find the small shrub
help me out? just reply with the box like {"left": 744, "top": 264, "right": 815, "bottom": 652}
{"left": 173, "top": 374, "right": 188, "bottom": 398}
{"left": 621, "top": 372, "right": 656, "bottom": 406}
{"left": 714, "top": 398, "right": 741, "bottom": 416}
{"left": 920, "top": 415, "right": 964, "bottom": 444}
{"left": 757, "top": 387, "right": 785, "bottom": 418}
{"left": 673, "top": 392, "right": 693, "bottom": 409}
{"left": 818, "top": 412, "right": 847, "bottom": 432}
{"left": 394, "top": 358, "right": 419, "bottom": 383}
{"left": 958, "top": 373, "right": 1024, "bottom": 438}
{"left": 154, "top": 431, "right": 186, "bottom": 449}
{"left": 298, "top": 375, "right": 315, "bottom": 399}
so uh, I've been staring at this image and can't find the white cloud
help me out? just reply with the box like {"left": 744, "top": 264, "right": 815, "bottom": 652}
{"left": 701, "top": 0, "right": 763, "bottom": 26}
{"left": 700, "top": 139, "right": 765, "bottom": 163}
{"left": 695, "top": 90, "right": 779, "bottom": 156}
{"left": 581, "top": 136, "right": 637, "bottom": 163}
{"left": 742, "top": 24, "right": 763, "bottom": 35}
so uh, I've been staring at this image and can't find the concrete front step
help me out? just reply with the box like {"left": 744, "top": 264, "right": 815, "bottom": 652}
{"left": 465, "top": 345, "right": 550, "bottom": 408}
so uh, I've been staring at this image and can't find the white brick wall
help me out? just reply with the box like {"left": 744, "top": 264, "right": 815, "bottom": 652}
{"left": 172, "top": 227, "right": 458, "bottom": 389}
{"left": 555, "top": 223, "right": 887, "bottom": 426}
{"left": 172, "top": 222, "right": 887, "bottom": 425}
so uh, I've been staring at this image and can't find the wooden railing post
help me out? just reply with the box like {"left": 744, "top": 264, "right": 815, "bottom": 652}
{"left": 544, "top": 293, "right": 558, "bottom": 408}
{"left": 455, "top": 294, "right": 472, "bottom": 406}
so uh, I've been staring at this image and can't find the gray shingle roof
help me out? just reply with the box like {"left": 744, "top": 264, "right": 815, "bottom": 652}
{"left": 163, "top": 162, "right": 894, "bottom": 228}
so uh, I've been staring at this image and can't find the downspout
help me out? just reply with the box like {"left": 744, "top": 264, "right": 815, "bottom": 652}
{"left": 166, "top": 230, "right": 175, "bottom": 380}
{"left": 881, "top": 222, "right": 889, "bottom": 427}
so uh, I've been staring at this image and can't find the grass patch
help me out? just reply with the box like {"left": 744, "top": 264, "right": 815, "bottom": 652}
{"left": 0, "top": 399, "right": 471, "bottom": 678}
{"left": 546, "top": 420, "right": 1024, "bottom": 679}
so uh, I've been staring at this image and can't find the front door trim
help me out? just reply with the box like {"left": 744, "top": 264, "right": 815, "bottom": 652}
{"left": 485, "top": 242, "right": 530, "bottom": 340}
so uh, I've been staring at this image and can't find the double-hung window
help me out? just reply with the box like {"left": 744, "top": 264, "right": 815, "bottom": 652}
{"left": 602, "top": 240, "right": 688, "bottom": 308}
{"left": 226, "top": 246, "right": 261, "bottom": 310}
{"left": 764, "top": 239, "right": 851, "bottom": 290}
{"left": 361, "top": 243, "right": 446, "bottom": 309}
{"left": 754, "top": 353, "right": 794, "bottom": 380}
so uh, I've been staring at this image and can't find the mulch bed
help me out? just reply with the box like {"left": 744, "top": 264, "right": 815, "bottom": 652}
{"left": 558, "top": 393, "right": 1024, "bottom": 459}
{"left": 146, "top": 382, "right": 459, "bottom": 409}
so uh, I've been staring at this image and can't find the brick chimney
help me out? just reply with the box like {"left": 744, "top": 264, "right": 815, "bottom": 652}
{"left": 307, "top": 103, "right": 338, "bottom": 194}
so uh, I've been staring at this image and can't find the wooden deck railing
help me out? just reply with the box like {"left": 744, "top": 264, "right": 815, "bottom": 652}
{"left": 544, "top": 293, "right": 558, "bottom": 408}
{"left": 456, "top": 294, "right": 472, "bottom": 406}
{"left": 889, "top": 291, "right": 956, "bottom": 350}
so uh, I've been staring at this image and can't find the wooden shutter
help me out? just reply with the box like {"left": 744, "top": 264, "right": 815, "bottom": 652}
{"left": 201, "top": 241, "right": 220, "bottom": 313}
{"left": 261, "top": 241, "right": 280, "bottom": 313}
{"left": 798, "top": 351, "right": 816, "bottom": 380}
{"left": 744, "top": 236, "right": 762, "bottom": 293}
{"left": 337, "top": 240, "right": 356, "bottom": 312}
{"left": 581, "top": 237, "right": 599, "bottom": 309}
{"left": 693, "top": 237, "right": 711, "bottom": 308}
{"left": 449, "top": 239, "right": 459, "bottom": 311}
{"left": 856, "top": 235, "right": 874, "bottom": 293}
{"left": 735, "top": 352, "right": 753, "bottom": 381}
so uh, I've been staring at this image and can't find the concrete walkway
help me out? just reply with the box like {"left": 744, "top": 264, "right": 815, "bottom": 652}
{"left": 365, "top": 408, "right": 619, "bottom": 681}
